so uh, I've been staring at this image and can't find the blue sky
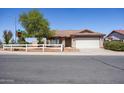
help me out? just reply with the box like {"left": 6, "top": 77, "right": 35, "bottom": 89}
{"left": 0, "top": 8, "right": 124, "bottom": 41}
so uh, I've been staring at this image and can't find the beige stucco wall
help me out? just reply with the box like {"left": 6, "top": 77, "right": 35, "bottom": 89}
{"left": 71, "top": 38, "right": 76, "bottom": 48}
{"left": 99, "top": 37, "right": 104, "bottom": 48}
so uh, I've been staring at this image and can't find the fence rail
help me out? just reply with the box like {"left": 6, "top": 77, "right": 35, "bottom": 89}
{"left": 2, "top": 44, "right": 64, "bottom": 52}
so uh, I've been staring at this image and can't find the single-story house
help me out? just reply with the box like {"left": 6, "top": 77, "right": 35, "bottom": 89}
{"left": 48, "top": 29, "right": 105, "bottom": 49}
{"left": 106, "top": 30, "right": 124, "bottom": 40}
{"left": 25, "top": 37, "right": 38, "bottom": 44}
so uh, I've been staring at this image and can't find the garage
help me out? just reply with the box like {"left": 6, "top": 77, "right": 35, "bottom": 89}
{"left": 75, "top": 37, "right": 100, "bottom": 48}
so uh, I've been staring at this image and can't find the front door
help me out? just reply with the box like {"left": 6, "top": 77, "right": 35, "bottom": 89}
{"left": 65, "top": 38, "right": 71, "bottom": 47}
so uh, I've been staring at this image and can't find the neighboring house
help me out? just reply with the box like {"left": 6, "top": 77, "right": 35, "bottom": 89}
{"left": 48, "top": 29, "right": 105, "bottom": 49}
{"left": 25, "top": 37, "right": 38, "bottom": 44}
{"left": 106, "top": 30, "right": 124, "bottom": 40}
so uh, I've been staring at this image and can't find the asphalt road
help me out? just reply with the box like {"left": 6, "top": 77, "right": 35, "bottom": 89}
{"left": 0, "top": 55, "right": 124, "bottom": 84}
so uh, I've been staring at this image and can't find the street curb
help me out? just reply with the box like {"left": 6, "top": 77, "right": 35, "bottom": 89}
{"left": 0, "top": 51, "right": 124, "bottom": 56}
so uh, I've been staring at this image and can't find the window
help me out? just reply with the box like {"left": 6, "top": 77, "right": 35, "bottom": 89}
{"left": 50, "top": 38, "right": 60, "bottom": 44}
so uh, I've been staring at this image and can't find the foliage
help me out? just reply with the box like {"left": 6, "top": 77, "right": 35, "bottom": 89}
{"left": 19, "top": 10, "right": 54, "bottom": 44}
{"left": 35, "top": 30, "right": 55, "bottom": 44}
{"left": 103, "top": 40, "right": 124, "bottom": 51}
{"left": 17, "top": 37, "right": 27, "bottom": 44}
{"left": 37, "top": 37, "right": 44, "bottom": 44}
{"left": 3, "top": 30, "right": 13, "bottom": 44}
{"left": 0, "top": 40, "right": 2, "bottom": 48}
{"left": 11, "top": 38, "right": 16, "bottom": 44}
{"left": 48, "top": 30, "right": 56, "bottom": 38}
{"left": 0, "top": 39, "right": 2, "bottom": 45}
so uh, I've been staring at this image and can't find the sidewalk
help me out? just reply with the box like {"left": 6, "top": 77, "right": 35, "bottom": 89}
{"left": 0, "top": 48, "right": 124, "bottom": 56}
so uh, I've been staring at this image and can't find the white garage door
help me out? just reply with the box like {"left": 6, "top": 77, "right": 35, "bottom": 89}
{"left": 75, "top": 37, "right": 100, "bottom": 48}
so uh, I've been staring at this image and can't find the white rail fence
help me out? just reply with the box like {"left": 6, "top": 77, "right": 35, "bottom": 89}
{"left": 3, "top": 44, "right": 64, "bottom": 52}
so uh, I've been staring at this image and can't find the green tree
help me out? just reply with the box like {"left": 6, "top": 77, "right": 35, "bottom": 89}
{"left": 0, "top": 39, "right": 2, "bottom": 48}
{"left": 19, "top": 10, "right": 54, "bottom": 44}
{"left": 3, "top": 30, "right": 13, "bottom": 44}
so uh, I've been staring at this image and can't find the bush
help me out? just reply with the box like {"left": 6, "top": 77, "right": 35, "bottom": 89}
{"left": 0, "top": 40, "right": 2, "bottom": 48}
{"left": 103, "top": 40, "right": 124, "bottom": 51}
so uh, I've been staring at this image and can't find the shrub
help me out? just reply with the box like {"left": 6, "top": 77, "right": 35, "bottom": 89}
{"left": 103, "top": 40, "right": 124, "bottom": 51}
{"left": 3, "top": 30, "right": 13, "bottom": 44}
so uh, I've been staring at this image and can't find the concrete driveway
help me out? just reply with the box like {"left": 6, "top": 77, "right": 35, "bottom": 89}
{"left": 0, "top": 55, "right": 124, "bottom": 84}
{"left": 79, "top": 48, "right": 124, "bottom": 55}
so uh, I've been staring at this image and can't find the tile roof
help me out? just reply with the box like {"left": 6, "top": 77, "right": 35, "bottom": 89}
{"left": 54, "top": 30, "right": 80, "bottom": 37}
{"left": 53, "top": 29, "right": 104, "bottom": 37}
{"left": 107, "top": 30, "right": 124, "bottom": 37}
{"left": 114, "top": 30, "right": 124, "bottom": 35}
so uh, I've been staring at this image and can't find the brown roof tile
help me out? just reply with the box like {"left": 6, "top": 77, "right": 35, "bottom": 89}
{"left": 53, "top": 29, "right": 104, "bottom": 37}
{"left": 54, "top": 30, "right": 80, "bottom": 37}
{"left": 114, "top": 30, "right": 124, "bottom": 35}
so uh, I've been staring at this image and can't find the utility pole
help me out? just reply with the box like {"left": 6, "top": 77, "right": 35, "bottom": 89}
{"left": 15, "top": 17, "right": 17, "bottom": 43}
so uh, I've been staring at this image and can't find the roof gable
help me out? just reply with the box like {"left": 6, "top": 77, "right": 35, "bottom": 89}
{"left": 107, "top": 30, "right": 124, "bottom": 37}
{"left": 79, "top": 29, "right": 94, "bottom": 33}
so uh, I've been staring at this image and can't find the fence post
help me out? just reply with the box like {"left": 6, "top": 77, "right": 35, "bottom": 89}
{"left": 61, "top": 44, "right": 63, "bottom": 52}
{"left": 3, "top": 44, "right": 4, "bottom": 50}
{"left": 11, "top": 44, "right": 12, "bottom": 51}
{"left": 26, "top": 44, "right": 27, "bottom": 52}
{"left": 43, "top": 44, "right": 44, "bottom": 52}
